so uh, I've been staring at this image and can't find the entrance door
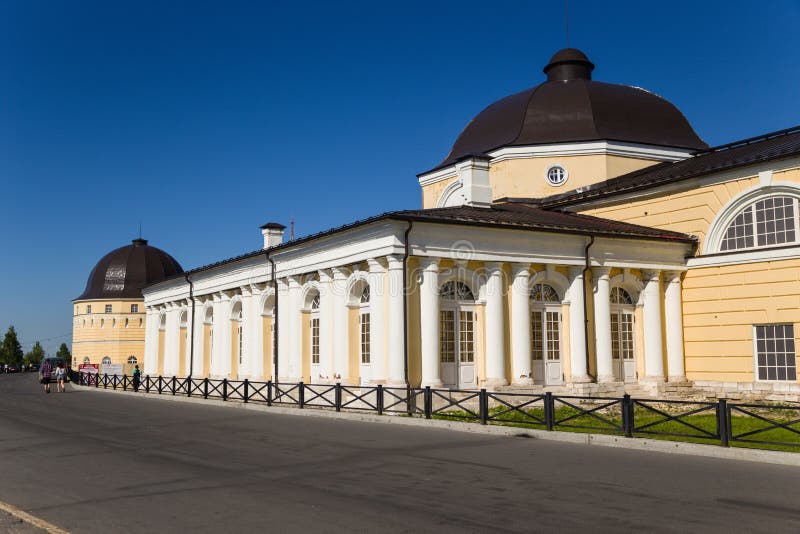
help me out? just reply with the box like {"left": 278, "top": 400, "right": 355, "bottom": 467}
{"left": 440, "top": 308, "right": 477, "bottom": 389}
{"left": 532, "top": 309, "right": 563, "bottom": 385}
{"left": 610, "top": 287, "right": 636, "bottom": 382}
{"left": 359, "top": 311, "right": 371, "bottom": 385}
{"left": 309, "top": 293, "right": 321, "bottom": 382}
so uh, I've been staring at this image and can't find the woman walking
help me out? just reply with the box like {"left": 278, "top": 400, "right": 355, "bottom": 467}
{"left": 54, "top": 361, "right": 67, "bottom": 392}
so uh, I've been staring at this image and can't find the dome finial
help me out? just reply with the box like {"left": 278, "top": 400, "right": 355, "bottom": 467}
{"left": 543, "top": 48, "right": 594, "bottom": 82}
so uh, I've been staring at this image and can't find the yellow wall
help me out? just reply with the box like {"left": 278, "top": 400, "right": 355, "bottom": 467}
{"left": 72, "top": 299, "right": 146, "bottom": 374}
{"left": 262, "top": 316, "right": 273, "bottom": 380}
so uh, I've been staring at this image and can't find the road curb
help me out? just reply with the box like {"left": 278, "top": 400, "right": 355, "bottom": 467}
{"left": 74, "top": 384, "right": 800, "bottom": 467}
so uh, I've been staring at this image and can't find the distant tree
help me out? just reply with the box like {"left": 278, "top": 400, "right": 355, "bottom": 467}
{"left": 24, "top": 341, "right": 46, "bottom": 365}
{"left": 1, "top": 326, "right": 24, "bottom": 366}
{"left": 56, "top": 343, "right": 71, "bottom": 360}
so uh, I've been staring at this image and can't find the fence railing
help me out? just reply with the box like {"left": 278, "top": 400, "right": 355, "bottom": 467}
{"left": 69, "top": 370, "right": 800, "bottom": 451}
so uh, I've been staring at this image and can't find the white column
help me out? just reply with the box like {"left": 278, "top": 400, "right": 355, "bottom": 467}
{"left": 191, "top": 298, "right": 205, "bottom": 376}
{"left": 568, "top": 266, "right": 590, "bottom": 383}
{"left": 642, "top": 270, "right": 665, "bottom": 381}
{"left": 318, "top": 270, "right": 333, "bottom": 382}
{"left": 484, "top": 262, "right": 508, "bottom": 386}
{"left": 367, "top": 258, "right": 387, "bottom": 383}
{"left": 664, "top": 271, "right": 686, "bottom": 381}
{"left": 593, "top": 267, "right": 614, "bottom": 382}
{"left": 143, "top": 307, "right": 158, "bottom": 375}
{"left": 510, "top": 264, "right": 532, "bottom": 385}
{"left": 248, "top": 287, "right": 264, "bottom": 379}
{"left": 239, "top": 286, "right": 254, "bottom": 378}
{"left": 286, "top": 277, "right": 302, "bottom": 381}
{"left": 164, "top": 304, "right": 180, "bottom": 376}
{"left": 331, "top": 267, "right": 349, "bottom": 382}
{"left": 419, "top": 258, "right": 442, "bottom": 387}
{"left": 386, "top": 255, "right": 406, "bottom": 386}
{"left": 276, "top": 278, "right": 291, "bottom": 380}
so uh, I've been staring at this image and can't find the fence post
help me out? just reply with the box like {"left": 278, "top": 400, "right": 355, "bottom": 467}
{"left": 171, "top": 376, "right": 177, "bottom": 396}
{"left": 299, "top": 381, "right": 305, "bottom": 409}
{"left": 544, "top": 392, "right": 554, "bottom": 431}
{"left": 377, "top": 384, "right": 384, "bottom": 415}
{"left": 187, "top": 377, "right": 192, "bottom": 398}
{"left": 144, "top": 375, "right": 150, "bottom": 393}
{"left": 335, "top": 383, "right": 342, "bottom": 412}
{"left": 424, "top": 386, "right": 432, "bottom": 419}
{"left": 267, "top": 380, "right": 273, "bottom": 406}
{"left": 407, "top": 385, "right": 414, "bottom": 416}
{"left": 241, "top": 379, "right": 248, "bottom": 403}
{"left": 479, "top": 389, "right": 488, "bottom": 425}
{"left": 622, "top": 394, "right": 634, "bottom": 437}
{"left": 717, "top": 399, "right": 730, "bottom": 447}
{"left": 222, "top": 378, "right": 228, "bottom": 401}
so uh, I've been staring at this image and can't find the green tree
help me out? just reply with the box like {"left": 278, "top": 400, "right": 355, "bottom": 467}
{"left": 1, "top": 326, "right": 24, "bottom": 366}
{"left": 56, "top": 343, "right": 71, "bottom": 360}
{"left": 24, "top": 341, "right": 45, "bottom": 365}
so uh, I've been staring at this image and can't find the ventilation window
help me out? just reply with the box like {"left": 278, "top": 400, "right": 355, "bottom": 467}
{"left": 545, "top": 165, "right": 568, "bottom": 186}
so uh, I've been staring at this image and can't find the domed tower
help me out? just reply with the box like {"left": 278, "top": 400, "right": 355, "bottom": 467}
{"left": 418, "top": 48, "right": 707, "bottom": 208}
{"left": 71, "top": 238, "right": 183, "bottom": 372}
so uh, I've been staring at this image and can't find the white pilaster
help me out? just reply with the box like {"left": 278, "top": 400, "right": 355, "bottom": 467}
{"left": 239, "top": 286, "right": 254, "bottom": 378}
{"left": 593, "top": 267, "right": 614, "bottom": 382}
{"left": 276, "top": 278, "right": 291, "bottom": 380}
{"left": 419, "top": 258, "right": 442, "bottom": 387}
{"left": 664, "top": 271, "right": 686, "bottom": 381}
{"left": 642, "top": 270, "right": 665, "bottom": 381}
{"left": 164, "top": 304, "right": 180, "bottom": 376}
{"left": 511, "top": 264, "right": 532, "bottom": 385}
{"left": 367, "top": 258, "right": 387, "bottom": 384}
{"left": 143, "top": 307, "right": 158, "bottom": 375}
{"left": 484, "top": 262, "right": 508, "bottom": 386}
{"left": 331, "top": 268, "right": 349, "bottom": 382}
{"left": 191, "top": 298, "right": 205, "bottom": 376}
{"left": 568, "top": 266, "right": 591, "bottom": 383}
{"left": 318, "top": 270, "right": 333, "bottom": 382}
{"left": 386, "top": 255, "right": 406, "bottom": 386}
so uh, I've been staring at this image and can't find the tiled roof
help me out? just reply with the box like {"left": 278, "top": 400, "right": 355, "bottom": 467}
{"left": 531, "top": 125, "right": 800, "bottom": 209}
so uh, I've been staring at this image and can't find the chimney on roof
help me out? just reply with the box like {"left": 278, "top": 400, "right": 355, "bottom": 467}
{"left": 260, "top": 222, "right": 286, "bottom": 249}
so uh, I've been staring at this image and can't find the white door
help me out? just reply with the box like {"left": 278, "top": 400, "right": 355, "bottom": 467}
{"left": 359, "top": 311, "right": 371, "bottom": 385}
{"left": 532, "top": 309, "right": 563, "bottom": 385}
{"left": 611, "top": 310, "right": 636, "bottom": 382}
{"left": 440, "top": 307, "right": 477, "bottom": 389}
{"left": 310, "top": 316, "right": 320, "bottom": 382}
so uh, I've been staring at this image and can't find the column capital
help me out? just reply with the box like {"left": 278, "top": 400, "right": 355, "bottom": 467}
{"left": 386, "top": 254, "right": 404, "bottom": 270}
{"left": 317, "top": 269, "right": 333, "bottom": 283}
{"left": 287, "top": 275, "right": 302, "bottom": 288}
{"left": 664, "top": 270, "right": 683, "bottom": 284}
{"left": 331, "top": 266, "right": 350, "bottom": 280}
{"left": 592, "top": 266, "right": 612, "bottom": 279}
{"left": 418, "top": 257, "right": 440, "bottom": 270}
{"left": 567, "top": 265, "right": 585, "bottom": 279}
{"left": 641, "top": 269, "right": 661, "bottom": 283}
{"left": 511, "top": 263, "right": 531, "bottom": 278}
{"left": 240, "top": 285, "right": 252, "bottom": 297}
{"left": 484, "top": 261, "right": 504, "bottom": 273}
{"left": 367, "top": 258, "right": 386, "bottom": 272}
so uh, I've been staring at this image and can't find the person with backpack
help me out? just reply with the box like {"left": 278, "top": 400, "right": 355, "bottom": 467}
{"left": 39, "top": 359, "right": 53, "bottom": 394}
{"left": 54, "top": 361, "right": 67, "bottom": 392}
{"left": 132, "top": 364, "right": 141, "bottom": 392}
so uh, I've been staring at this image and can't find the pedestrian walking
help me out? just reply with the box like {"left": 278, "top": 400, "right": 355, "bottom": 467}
{"left": 132, "top": 364, "right": 141, "bottom": 392}
{"left": 39, "top": 359, "right": 52, "bottom": 394}
{"left": 55, "top": 361, "right": 67, "bottom": 392}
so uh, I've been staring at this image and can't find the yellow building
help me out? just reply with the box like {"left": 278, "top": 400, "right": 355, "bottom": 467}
{"left": 132, "top": 48, "right": 799, "bottom": 401}
{"left": 72, "top": 238, "right": 183, "bottom": 375}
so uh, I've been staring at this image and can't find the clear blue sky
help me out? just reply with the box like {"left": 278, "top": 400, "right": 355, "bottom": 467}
{"left": 2, "top": 0, "right": 799, "bottom": 355}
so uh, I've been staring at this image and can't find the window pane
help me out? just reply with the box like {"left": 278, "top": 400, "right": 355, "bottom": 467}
{"left": 755, "top": 324, "right": 796, "bottom": 382}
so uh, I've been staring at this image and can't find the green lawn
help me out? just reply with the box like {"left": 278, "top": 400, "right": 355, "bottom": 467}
{"left": 431, "top": 402, "right": 800, "bottom": 452}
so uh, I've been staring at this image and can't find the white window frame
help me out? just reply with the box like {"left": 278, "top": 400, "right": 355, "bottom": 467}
{"left": 753, "top": 323, "right": 797, "bottom": 382}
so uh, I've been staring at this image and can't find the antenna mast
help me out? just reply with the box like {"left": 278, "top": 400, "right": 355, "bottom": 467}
{"left": 290, "top": 216, "right": 295, "bottom": 241}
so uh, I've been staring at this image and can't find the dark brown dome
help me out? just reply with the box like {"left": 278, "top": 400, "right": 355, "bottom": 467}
{"left": 75, "top": 238, "right": 183, "bottom": 300}
{"left": 436, "top": 48, "right": 707, "bottom": 169}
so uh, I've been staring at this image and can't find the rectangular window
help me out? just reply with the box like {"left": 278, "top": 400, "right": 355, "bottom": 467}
{"left": 105, "top": 304, "right": 112, "bottom": 314}
{"left": 87, "top": 305, "right": 92, "bottom": 314}
{"left": 238, "top": 325, "right": 243, "bottom": 365}
{"left": 531, "top": 310, "right": 561, "bottom": 362}
{"left": 131, "top": 304, "right": 139, "bottom": 313}
{"left": 360, "top": 312, "right": 370, "bottom": 364}
{"left": 459, "top": 310, "right": 474, "bottom": 363}
{"left": 439, "top": 310, "right": 455, "bottom": 363}
{"left": 755, "top": 324, "right": 797, "bottom": 381}
{"left": 311, "top": 317, "right": 320, "bottom": 364}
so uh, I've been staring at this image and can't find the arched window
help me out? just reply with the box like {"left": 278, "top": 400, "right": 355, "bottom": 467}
{"left": 127, "top": 356, "right": 138, "bottom": 364}
{"left": 530, "top": 284, "right": 562, "bottom": 384}
{"left": 359, "top": 286, "right": 370, "bottom": 366}
{"left": 610, "top": 287, "right": 636, "bottom": 381}
{"left": 720, "top": 195, "right": 798, "bottom": 251}
{"left": 236, "top": 308, "right": 243, "bottom": 366}
{"left": 439, "top": 281, "right": 476, "bottom": 388}
{"left": 102, "top": 356, "right": 112, "bottom": 365}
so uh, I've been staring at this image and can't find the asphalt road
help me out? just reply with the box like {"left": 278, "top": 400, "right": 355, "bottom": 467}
{"left": 1, "top": 373, "right": 799, "bottom": 533}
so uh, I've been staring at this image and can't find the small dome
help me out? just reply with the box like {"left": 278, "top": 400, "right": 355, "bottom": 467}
{"left": 436, "top": 48, "right": 707, "bottom": 169}
{"left": 75, "top": 238, "right": 183, "bottom": 300}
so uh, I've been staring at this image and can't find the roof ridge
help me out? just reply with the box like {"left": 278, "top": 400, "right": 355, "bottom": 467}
{"left": 697, "top": 125, "right": 800, "bottom": 154}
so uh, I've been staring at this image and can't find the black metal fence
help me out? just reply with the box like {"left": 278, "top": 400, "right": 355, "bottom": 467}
{"left": 69, "top": 370, "right": 800, "bottom": 451}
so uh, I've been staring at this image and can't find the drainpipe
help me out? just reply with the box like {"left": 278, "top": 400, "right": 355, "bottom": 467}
{"left": 267, "top": 252, "right": 278, "bottom": 381}
{"left": 402, "top": 220, "right": 413, "bottom": 385}
{"left": 184, "top": 273, "right": 195, "bottom": 377}
{"left": 583, "top": 235, "right": 595, "bottom": 379}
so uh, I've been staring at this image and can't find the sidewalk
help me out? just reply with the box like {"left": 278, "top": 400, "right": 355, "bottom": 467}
{"left": 74, "top": 383, "right": 800, "bottom": 467}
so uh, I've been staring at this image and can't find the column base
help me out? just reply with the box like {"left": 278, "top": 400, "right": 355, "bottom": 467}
{"left": 421, "top": 379, "right": 444, "bottom": 388}
{"left": 569, "top": 374, "right": 593, "bottom": 384}
{"left": 512, "top": 377, "right": 534, "bottom": 386}
{"left": 386, "top": 380, "right": 408, "bottom": 388}
{"left": 483, "top": 378, "right": 509, "bottom": 388}
{"left": 597, "top": 374, "right": 617, "bottom": 383}
{"left": 668, "top": 375, "right": 688, "bottom": 383}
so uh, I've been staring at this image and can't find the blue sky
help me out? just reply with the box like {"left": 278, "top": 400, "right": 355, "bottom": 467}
{"left": 2, "top": 0, "right": 799, "bottom": 354}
